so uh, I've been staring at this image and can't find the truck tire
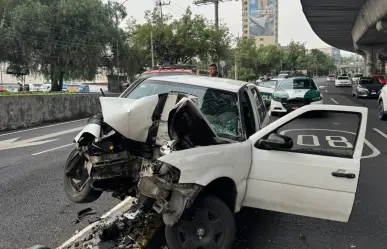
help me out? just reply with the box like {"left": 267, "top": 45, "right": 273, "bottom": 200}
{"left": 165, "top": 195, "right": 236, "bottom": 249}
{"left": 64, "top": 149, "right": 102, "bottom": 203}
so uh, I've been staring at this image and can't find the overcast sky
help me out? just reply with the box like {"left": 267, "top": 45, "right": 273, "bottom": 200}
{"left": 122, "top": 0, "right": 354, "bottom": 55}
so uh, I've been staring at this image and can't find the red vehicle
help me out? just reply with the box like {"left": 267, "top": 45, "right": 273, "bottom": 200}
{"left": 372, "top": 74, "right": 387, "bottom": 84}
{"left": 139, "top": 66, "right": 195, "bottom": 80}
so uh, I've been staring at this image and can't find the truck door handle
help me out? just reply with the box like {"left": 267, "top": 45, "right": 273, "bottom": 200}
{"left": 331, "top": 172, "right": 356, "bottom": 179}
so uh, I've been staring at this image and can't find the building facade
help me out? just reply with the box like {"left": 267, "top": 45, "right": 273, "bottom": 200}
{"left": 242, "top": 0, "right": 278, "bottom": 47}
{"left": 314, "top": 47, "right": 342, "bottom": 66}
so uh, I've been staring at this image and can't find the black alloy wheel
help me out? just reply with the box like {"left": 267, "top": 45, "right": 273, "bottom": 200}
{"left": 64, "top": 149, "right": 102, "bottom": 203}
{"left": 165, "top": 195, "right": 236, "bottom": 249}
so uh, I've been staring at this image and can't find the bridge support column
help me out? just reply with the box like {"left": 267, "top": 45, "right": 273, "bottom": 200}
{"left": 357, "top": 45, "right": 385, "bottom": 76}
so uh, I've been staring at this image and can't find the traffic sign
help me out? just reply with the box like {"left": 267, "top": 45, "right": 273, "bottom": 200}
{"left": 219, "top": 60, "right": 226, "bottom": 68}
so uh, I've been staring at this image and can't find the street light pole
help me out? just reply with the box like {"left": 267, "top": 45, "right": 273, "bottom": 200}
{"left": 117, "top": 0, "right": 129, "bottom": 86}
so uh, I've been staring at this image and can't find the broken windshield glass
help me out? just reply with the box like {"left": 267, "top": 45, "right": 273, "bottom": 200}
{"left": 125, "top": 79, "right": 241, "bottom": 140}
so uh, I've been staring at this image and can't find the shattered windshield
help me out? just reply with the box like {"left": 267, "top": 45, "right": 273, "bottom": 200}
{"left": 126, "top": 79, "right": 241, "bottom": 140}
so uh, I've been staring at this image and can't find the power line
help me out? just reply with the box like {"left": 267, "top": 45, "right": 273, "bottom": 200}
{"left": 193, "top": 0, "right": 232, "bottom": 30}
{"left": 156, "top": 0, "right": 171, "bottom": 22}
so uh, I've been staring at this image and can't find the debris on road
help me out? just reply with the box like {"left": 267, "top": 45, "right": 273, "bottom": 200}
{"left": 60, "top": 208, "right": 163, "bottom": 249}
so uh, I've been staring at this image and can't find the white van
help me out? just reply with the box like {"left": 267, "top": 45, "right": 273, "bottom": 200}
{"left": 39, "top": 83, "right": 51, "bottom": 92}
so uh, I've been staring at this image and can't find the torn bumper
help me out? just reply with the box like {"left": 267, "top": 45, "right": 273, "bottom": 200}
{"left": 138, "top": 176, "right": 203, "bottom": 226}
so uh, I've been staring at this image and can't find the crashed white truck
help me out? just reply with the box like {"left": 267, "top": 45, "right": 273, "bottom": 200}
{"left": 63, "top": 75, "right": 367, "bottom": 249}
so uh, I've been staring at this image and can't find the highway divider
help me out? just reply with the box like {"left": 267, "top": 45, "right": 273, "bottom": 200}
{"left": 0, "top": 93, "right": 120, "bottom": 131}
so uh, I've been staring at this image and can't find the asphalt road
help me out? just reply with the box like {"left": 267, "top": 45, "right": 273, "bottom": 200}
{"left": 1, "top": 78, "right": 387, "bottom": 249}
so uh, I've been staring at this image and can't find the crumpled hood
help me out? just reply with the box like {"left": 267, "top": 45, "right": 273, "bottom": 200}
{"left": 99, "top": 93, "right": 218, "bottom": 145}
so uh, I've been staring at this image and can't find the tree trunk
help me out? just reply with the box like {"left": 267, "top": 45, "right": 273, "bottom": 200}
{"left": 58, "top": 71, "right": 64, "bottom": 91}
{"left": 50, "top": 64, "right": 59, "bottom": 91}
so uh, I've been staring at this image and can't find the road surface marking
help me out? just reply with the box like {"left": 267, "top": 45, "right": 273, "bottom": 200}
{"left": 280, "top": 128, "right": 380, "bottom": 159}
{"left": 330, "top": 98, "right": 339, "bottom": 104}
{"left": 0, "top": 118, "right": 87, "bottom": 137}
{"left": 373, "top": 128, "right": 387, "bottom": 140}
{"left": 32, "top": 143, "right": 74, "bottom": 156}
{"left": 325, "top": 90, "right": 328, "bottom": 93}
{"left": 0, "top": 127, "right": 83, "bottom": 151}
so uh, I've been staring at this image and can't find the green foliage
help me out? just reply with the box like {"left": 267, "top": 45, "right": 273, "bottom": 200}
{"left": 232, "top": 38, "right": 338, "bottom": 79}
{"left": 130, "top": 7, "right": 231, "bottom": 66}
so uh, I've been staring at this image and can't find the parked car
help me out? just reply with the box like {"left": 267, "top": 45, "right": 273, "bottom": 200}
{"left": 270, "top": 77, "right": 324, "bottom": 115}
{"left": 326, "top": 75, "right": 335, "bottom": 82}
{"left": 78, "top": 84, "right": 90, "bottom": 93}
{"left": 352, "top": 77, "right": 383, "bottom": 99}
{"left": 139, "top": 66, "right": 195, "bottom": 80}
{"left": 29, "top": 84, "right": 42, "bottom": 92}
{"left": 335, "top": 76, "right": 351, "bottom": 87}
{"left": 372, "top": 74, "right": 387, "bottom": 85}
{"left": 256, "top": 79, "right": 281, "bottom": 107}
{"left": 378, "top": 84, "right": 387, "bottom": 120}
{"left": 352, "top": 73, "right": 363, "bottom": 83}
{"left": 39, "top": 83, "right": 51, "bottom": 92}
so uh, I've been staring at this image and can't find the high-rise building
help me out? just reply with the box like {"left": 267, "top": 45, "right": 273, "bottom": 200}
{"left": 242, "top": 0, "right": 278, "bottom": 47}
{"left": 313, "top": 47, "right": 342, "bottom": 66}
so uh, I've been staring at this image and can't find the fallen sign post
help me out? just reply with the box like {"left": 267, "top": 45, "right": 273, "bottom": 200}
{"left": 56, "top": 197, "right": 164, "bottom": 249}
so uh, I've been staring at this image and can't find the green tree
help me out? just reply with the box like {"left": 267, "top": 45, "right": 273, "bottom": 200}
{"left": 130, "top": 7, "right": 231, "bottom": 66}
{"left": 3, "top": 0, "right": 123, "bottom": 91}
{"left": 283, "top": 41, "right": 307, "bottom": 70}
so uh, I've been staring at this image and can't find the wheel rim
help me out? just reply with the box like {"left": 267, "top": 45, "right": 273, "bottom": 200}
{"left": 379, "top": 101, "right": 384, "bottom": 118}
{"left": 177, "top": 208, "right": 225, "bottom": 249}
{"left": 67, "top": 161, "right": 88, "bottom": 192}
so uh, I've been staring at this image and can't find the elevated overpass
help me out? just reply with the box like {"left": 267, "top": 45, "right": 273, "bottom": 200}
{"left": 301, "top": 0, "right": 387, "bottom": 75}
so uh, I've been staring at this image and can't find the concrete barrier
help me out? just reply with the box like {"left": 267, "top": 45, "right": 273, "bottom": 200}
{"left": 0, "top": 93, "right": 120, "bottom": 131}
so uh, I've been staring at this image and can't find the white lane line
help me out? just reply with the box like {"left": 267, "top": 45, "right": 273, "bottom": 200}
{"left": 0, "top": 118, "right": 87, "bottom": 137}
{"left": 330, "top": 98, "right": 339, "bottom": 104}
{"left": 31, "top": 143, "right": 73, "bottom": 156}
{"left": 363, "top": 140, "right": 381, "bottom": 159}
{"left": 373, "top": 128, "right": 387, "bottom": 140}
{"left": 325, "top": 90, "right": 328, "bottom": 93}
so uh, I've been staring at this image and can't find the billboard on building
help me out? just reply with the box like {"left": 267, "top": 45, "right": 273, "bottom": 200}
{"left": 248, "top": 0, "right": 275, "bottom": 37}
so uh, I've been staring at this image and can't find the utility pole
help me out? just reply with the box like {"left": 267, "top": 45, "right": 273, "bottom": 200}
{"left": 116, "top": 0, "right": 129, "bottom": 86}
{"left": 151, "top": 31, "right": 155, "bottom": 68}
{"left": 193, "top": 0, "right": 231, "bottom": 30}
{"left": 156, "top": 0, "right": 170, "bottom": 23}
{"left": 194, "top": 0, "right": 231, "bottom": 65}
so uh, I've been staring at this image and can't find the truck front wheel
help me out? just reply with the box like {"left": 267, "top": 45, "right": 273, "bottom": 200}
{"left": 165, "top": 195, "right": 236, "bottom": 249}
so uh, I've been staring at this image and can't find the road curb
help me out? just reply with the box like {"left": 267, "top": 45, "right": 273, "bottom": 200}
{"left": 56, "top": 197, "right": 135, "bottom": 249}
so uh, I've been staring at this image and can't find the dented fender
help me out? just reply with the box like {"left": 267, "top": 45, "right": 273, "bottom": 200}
{"left": 157, "top": 140, "right": 253, "bottom": 213}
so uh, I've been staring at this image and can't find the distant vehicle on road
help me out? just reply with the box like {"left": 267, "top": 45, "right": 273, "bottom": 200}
{"left": 335, "top": 76, "right": 351, "bottom": 87}
{"left": 327, "top": 75, "right": 335, "bottom": 82}
{"left": 28, "top": 84, "right": 41, "bottom": 92}
{"left": 139, "top": 66, "right": 195, "bottom": 80}
{"left": 378, "top": 84, "right": 387, "bottom": 120}
{"left": 372, "top": 74, "right": 387, "bottom": 85}
{"left": 277, "top": 73, "right": 290, "bottom": 79}
{"left": 270, "top": 77, "right": 324, "bottom": 115}
{"left": 78, "top": 85, "right": 90, "bottom": 93}
{"left": 39, "top": 83, "right": 51, "bottom": 92}
{"left": 256, "top": 79, "right": 281, "bottom": 107}
{"left": 352, "top": 77, "right": 383, "bottom": 99}
{"left": 352, "top": 73, "right": 363, "bottom": 83}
